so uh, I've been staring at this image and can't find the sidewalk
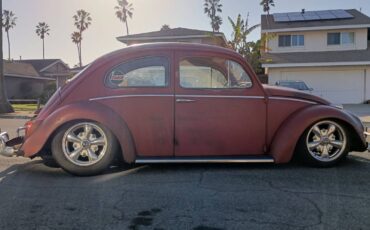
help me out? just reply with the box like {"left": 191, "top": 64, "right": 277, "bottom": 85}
{"left": 0, "top": 111, "right": 34, "bottom": 120}
{"left": 343, "top": 104, "right": 370, "bottom": 124}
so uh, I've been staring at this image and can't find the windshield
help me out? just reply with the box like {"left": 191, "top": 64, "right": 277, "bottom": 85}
{"left": 279, "top": 81, "right": 309, "bottom": 90}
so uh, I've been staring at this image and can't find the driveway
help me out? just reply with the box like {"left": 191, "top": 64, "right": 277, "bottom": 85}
{"left": 0, "top": 117, "right": 370, "bottom": 229}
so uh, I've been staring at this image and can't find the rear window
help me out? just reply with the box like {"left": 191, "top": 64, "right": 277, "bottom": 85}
{"left": 106, "top": 56, "right": 169, "bottom": 88}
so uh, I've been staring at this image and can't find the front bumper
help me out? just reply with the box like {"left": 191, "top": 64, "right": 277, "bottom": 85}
{"left": 0, "top": 127, "right": 25, "bottom": 157}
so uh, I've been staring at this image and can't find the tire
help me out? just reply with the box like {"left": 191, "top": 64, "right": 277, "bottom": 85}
{"left": 296, "top": 120, "right": 349, "bottom": 167}
{"left": 52, "top": 121, "right": 118, "bottom": 176}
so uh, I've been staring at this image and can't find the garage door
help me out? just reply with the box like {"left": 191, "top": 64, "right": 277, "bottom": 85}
{"left": 282, "top": 70, "right": 365, "bottom": 104}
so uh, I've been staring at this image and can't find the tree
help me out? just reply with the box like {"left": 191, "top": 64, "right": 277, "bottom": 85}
{"left": 228, "top": 14, "right": 261, "bottom": 74}
{"left": 2, "top": 10, "right": 16, "bottom": 60}
{"left": 0, "top": 1, "right": 14, "bottom": 113}
{"left": 228, "top": 14, "right": 260, "bottom": 54}
{"left": 36, "top": 22, "right": 50, "bottom": 59}
{"left": 260, "top": 0, "right": 275, "bottom": 15}
{"left": 73, "top": 10, "right": 92, "bottom": 67}
{"left": 204, "top": 0, "right": 223, "bottom": 32}
{"left": 71, "top": 31, "right": 82, "bottom": 67}
{"left": 115, "top": 0, "right": 133, "bottom": 35}
{"left": 160, "top": 24, "right": 170, "bottom": 31}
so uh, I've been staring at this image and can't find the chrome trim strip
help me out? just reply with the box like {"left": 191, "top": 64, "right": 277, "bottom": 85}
{"left": 135, "top": 157, "right": 274, "bottom": 164}
{"left": 90, "top": 94, "right": 174, "bottom": 101}
{"left": 269, "top": 97, "right": 318, "bottom": 104}
{"left": 176, "top": 95, "right": 265, "bottom": 99}
{"left": 90, "top": 94, "right": 266, "bottom": 101}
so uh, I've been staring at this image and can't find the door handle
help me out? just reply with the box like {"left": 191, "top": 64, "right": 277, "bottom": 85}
{"left": 176, "top": 98, "right": 196, "bottom": 103}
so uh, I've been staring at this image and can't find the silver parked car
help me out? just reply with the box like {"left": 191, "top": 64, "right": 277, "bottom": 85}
{"left": 275, "top": 80, "right": 313, "bottom": 92}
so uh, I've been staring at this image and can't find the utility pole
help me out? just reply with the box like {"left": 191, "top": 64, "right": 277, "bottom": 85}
{"left": 0, "top": 0, "right": 14, "bottom": 113}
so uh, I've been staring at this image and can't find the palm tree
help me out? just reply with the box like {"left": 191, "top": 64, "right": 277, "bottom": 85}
{"left": 0, "top": 1, "right": 14, "bottom": 113}
{"left": 36, "top": 22, "right": 50, "bottom": 59}
{"left": 2, "top": 10, "right": 16, "bottom": 60}
{"left": 228, "top": 14, "right": 261, "bottom": 73}
{"left": 228, "top": 14, "right": 260, "bottom": 54}
{"left": 73, "top": 9, "right": 92, "bottom": 67}
{"left": 115, "top": 0, "right": 133, "bottom": 35}
{"left": 260, "top": 0, "right": 275, "bottom": 15}
{"left": 71, "top": 32, "right": 82, "bottom": 66}
{"left": 204, "top": 0, "right": 223, "bottom": 32}
{"left": 160, "top": 24, "right": 170, "bottom": 31}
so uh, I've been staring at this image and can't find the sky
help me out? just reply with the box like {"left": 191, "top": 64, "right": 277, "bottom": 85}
{"left": 2, "top": 0, "right": 370, "bottom": 67}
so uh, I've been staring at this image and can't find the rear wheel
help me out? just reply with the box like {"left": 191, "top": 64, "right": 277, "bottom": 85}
{"left": 297, "top": 120, "right": 349, "bottom": 167}
{"left": 52, "top": 121, "right": 118, "bottom": 176}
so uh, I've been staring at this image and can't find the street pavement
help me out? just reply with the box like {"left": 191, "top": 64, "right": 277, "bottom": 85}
{"left": 0, "top": 118, "right": 370, "bottom": 230}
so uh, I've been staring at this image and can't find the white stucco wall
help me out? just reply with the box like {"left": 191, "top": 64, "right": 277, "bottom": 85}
{"left": 367, "top": 68, "right": 370, "bottom": 102}
{"left": 266, "top": 28, "right": 368, "bottom": 53}
{"left": 267, "top": 65, "right": 370, "bottom": 104}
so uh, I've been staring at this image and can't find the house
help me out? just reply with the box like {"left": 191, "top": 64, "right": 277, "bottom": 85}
{"left": 261, "top": 9, "right": 370, "bottom": 104}
{"left": 3, "top": 61, "right": 54, "bottom": 100}
{"left": 117, "top": 27, "right": 228, "bottom": 47}
{"left": 20, "top": 59, "right": 71, "bottom": 88}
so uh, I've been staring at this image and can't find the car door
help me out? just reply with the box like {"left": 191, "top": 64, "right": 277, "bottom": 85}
{"left": 101, "top": 51, "right": 175, "bottom": 157}
{"left": 174, "top": 51, "right": 267, "bottom": 157}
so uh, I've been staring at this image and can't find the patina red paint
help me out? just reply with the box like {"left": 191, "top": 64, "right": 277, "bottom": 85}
{"left": 18, "top": 43, "right": 367, "bottom": 164}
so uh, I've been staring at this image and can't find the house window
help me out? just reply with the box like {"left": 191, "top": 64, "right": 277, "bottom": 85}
{"left": 327, "top": 32, "right": 355, "bottom": 45}
{"left": 278, "top": 35, "right": 304, "bottom": 47}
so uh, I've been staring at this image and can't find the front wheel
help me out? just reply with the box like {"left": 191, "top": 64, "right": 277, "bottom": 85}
{"left": 296, "top": 120, "right": 349, "bottom": 167}
{"left": 52, "top": 121, "right": 118, "bottom": 176}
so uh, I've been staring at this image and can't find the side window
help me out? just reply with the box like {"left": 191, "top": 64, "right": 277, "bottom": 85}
{"left": 179, "top": 57, "right": 252, "bottom": 89}
{"left": 106, "top": 56, "right": 168, "bottom": 88}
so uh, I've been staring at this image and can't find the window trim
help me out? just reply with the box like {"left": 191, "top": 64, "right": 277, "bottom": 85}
{"left": 178, "top": 56, "right": 253, "bottom": 90}
{"left": 278, "top": 34, "right": 305, "bottom": 47}
{"left": 104, "top": 56, "right": 170, "bottom": 89}
{"left": 327, "top": 32, "right": 355, "bottom": 46}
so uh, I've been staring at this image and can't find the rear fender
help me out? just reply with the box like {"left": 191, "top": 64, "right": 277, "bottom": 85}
{"left": 269, "top": 105, "right": 366, "bottom": 163}
{"left": 21, "top": 101, "right": 136, "bottom": 163}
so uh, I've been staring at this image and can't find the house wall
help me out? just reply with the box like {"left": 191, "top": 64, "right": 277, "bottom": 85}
{"left": 367, "top": 67, "right": 370, "bottom": 102}
{"left": 4, "top": 76, "right": 47, "bottom": 99}
{"left": 266, "top": 28, "right": 368, "bottom": 53}
{"left": 267, "top": 65, "right": 370, "bottom": 104}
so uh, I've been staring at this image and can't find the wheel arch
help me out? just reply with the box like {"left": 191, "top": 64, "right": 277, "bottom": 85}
{"left": 269, "top": 105, "right": 367, "bottom": 163}
{"left": 21, "top": 101, "right": 137, "bottom": 163}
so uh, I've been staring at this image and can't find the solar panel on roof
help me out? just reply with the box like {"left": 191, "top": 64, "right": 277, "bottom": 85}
{"left": 303, "top": 15, "right": 320, "bottom": 20}
{"left": 331, "top": 10, "right": 354, "bottom": 19}
{"left": 289, "top": 15, "right": 305, "bottom": 21}
{"left": 273, "top": 9, "right": 354, "bottom": 23}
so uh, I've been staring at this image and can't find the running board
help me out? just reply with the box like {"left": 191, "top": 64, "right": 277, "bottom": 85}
{"left": 135, "top": 156, "right": 275, "bottom": 164}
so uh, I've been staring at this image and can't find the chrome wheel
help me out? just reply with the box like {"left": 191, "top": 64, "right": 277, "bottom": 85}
{"left": 62, "top": 122, "right": 108, "bottom": 166}
{"left": 306, "top": 120, "right": 347, "bottom": 162}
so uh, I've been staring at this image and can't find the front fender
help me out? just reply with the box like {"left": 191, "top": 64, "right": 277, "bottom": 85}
{"left": 21, "top": 101, "right": 136, "bottom": 163}
{"left": 270, "top": 105, "right": 367, "bottom": 163}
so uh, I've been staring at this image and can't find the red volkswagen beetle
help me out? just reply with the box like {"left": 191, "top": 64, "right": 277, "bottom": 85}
{"left": 0, "top": 43, "right": 368, "bottom": 176}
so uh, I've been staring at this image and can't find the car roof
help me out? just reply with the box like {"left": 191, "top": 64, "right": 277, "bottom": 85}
{"left": 101, "top": 42, "right": 241, "bottom": 60}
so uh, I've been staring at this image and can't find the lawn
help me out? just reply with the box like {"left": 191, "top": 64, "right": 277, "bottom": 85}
{"left": 12, "top": 104, "right": 40, "bottom": 112}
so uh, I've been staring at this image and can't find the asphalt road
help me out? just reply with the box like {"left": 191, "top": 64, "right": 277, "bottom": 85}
{"left": 1, "top": 119, "right": 370, "bottom": 230}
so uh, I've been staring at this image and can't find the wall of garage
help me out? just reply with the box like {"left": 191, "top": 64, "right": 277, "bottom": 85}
{"left": 267, "top": 65, "right": 370, "bottom": 104}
